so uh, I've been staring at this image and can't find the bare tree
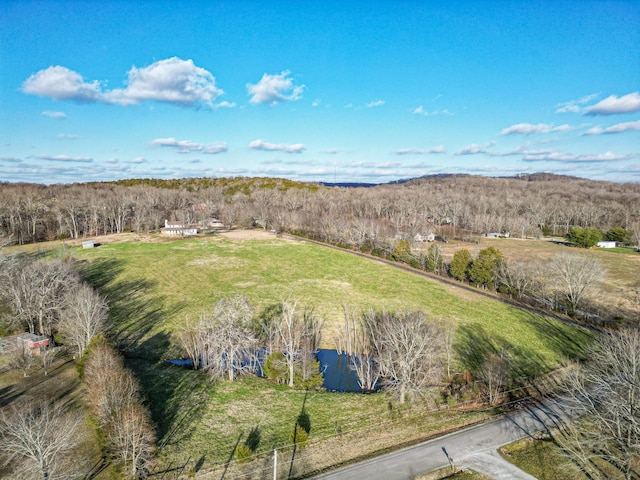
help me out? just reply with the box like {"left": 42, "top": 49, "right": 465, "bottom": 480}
{"left": 335, "top": 307, "right": 380, "bottom": 392}
{"left": 83, "top": 339, "right": 155, "bottom": 478}
{"left": 547, "top": 253, "right": 605, "bottom": 314}
{"left": 558, "top": 328, "right": 640, "bottom": 479}
{"left": 0, "top": 401, "right": 83, "bottom": 480}
{"left": 178, "top": 296, "right": 260, "bottom": 379}
{"left": 363, "top": 310, "right": 445, "bottom": 404}
{"left": 176, "top": 316, "right": 205, "bottom": 370}
{"left": 496, "top": 259, "right": 540, "bottom": 299}
{"left": 276, "top": 299, "right": 323, "bottom": 388}
{"left": 110, "top": 402, "right": 156, "bottom": 479}
{"left": 202, "top": 295, "right": 258, "bottom": 381}
{"left": 11, "top": 342, "right": 35, "bottom": 378}
{"left": 630, "top": 221, "right": 640, "bottom": 251}
{"left": 39, "top": 345, "right": 61, "bottom": 376}
{"left": 58, "top": 284, "right": 109, "bottom": 357}
{"left": 476, "top": 352, "right": 510, "bottom": 405}
{"left": 443, "top": 323, "right": 455, "bottom": 380}
{"left": 4, "top": 259, "right": 78, "bottom": 336}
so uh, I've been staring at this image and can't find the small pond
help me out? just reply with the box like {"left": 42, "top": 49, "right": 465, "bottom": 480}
{"left": 167, "top": 349, "right": 376, "bottom": 393}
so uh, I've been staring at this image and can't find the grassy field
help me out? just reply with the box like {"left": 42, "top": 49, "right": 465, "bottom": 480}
{"left": 500, "top": 437, "right": 586, "bottom": 480}
{"left": 66, "top": 231, "right": 597, "bottom": 474}
{"left": 424, "top": 235, "right": 640, "bottom": 320}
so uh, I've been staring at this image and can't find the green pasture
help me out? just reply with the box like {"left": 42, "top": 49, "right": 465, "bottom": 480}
{"left": 73, "top": 234, "right": 593, "bottom": 470}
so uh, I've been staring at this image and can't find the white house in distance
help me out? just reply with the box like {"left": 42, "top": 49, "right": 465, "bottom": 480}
{"left": 161, "top": 220, "right": 199, "bottom": 236}
{"left": 414, "top": 232, "right": 435, "bottom": 242}
{"left": 597, "top": 240, "right": 617, "bottom": 248}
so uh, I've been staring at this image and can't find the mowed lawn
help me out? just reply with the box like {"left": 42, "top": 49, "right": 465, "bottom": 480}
{"left": 74, "top": 233, "right": 593, "bottom": 470}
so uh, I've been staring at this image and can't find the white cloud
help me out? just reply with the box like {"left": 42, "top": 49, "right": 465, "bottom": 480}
{"left": 37, "top": 154, "right": 92, "bottom": 162}
{"left": 248, "top": 139, "right": 305, "bottom": 153}
{"left": 347, "top": 161, "right": 401, "bottom": 169}
{"left": 395, "top": 146, "right": 445, "bottom": 155}
{"left": 150, "top": 137, "right": 227, "bottom": 154}
{"left": 556, "top": 93, "right": 600, "bottom": 113}
{"left": 106, "top": 57, "right": 223, "bottom": 106}
{"left": 246, "top": 70, "right": 304, "bottom": 105}
{"left": 325, "top": 148, "right": 340, "bottom": 154}
{"left": 129, "top": 157, "right": 146, "bottom": 164}
{"left": 1, "top": 156, "right": 22, "bottom": 163}
{"left": 500, "top": 123, "right": 571, "bottom": 135}
{"left": 23, "top": 58, "right": 223, "bottom": 107}
{"left": 585, "top": 92, "right": 640, "bottom": 115}
{"left": 214, "top": 101, "right": 236, "bottom": 109}
{"left": 41, "top": 111, "right": 66, "bottom": 119}
{"left": 312, "top": 98, "right": 321, "bottom": 107}
{"left": 23, "top": 66, "right": 103, "bottom": 102}
{"left": 583, "top": 127, "right": 603, "bottom": 135}
{"left": 523, "top": 150, "right": 634, "bottom": 163}
{"left": 455, "top": 143, "right": 495, "bottom": 155}
{"left": 583, "top": 120, "right": 640, "bottom": 135}
{"left": 366, "top": 100, "right": 385, "bottom": 108}
{"left": 411, "top": 106, "right": 453, "bottom": 116}
{"left": 502, "top": 123, "right": 548, "bottom": 135}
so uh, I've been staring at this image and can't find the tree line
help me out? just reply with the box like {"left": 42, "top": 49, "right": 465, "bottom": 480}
{"left": 1, "top": 174, "right": 639, "bottom": 248}
{"left": 0, "top": 253, "right": 155, "bottom": 479}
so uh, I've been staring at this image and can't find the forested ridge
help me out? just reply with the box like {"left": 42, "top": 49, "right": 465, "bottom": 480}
{"left": 1, "top": 173, "right": 639, "bottom": 246}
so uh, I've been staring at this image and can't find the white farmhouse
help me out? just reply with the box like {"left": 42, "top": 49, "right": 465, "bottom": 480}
{"left": 161, "top": 220, "right": 199, "bottom": 236}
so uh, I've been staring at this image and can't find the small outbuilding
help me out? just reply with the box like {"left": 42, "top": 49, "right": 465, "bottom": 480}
{"left": 597, "top": 241, "right": 617, "bottom": 249}
{"left": 0, "top": 333, "right": 50, "bottom": 355}
{"left": 82, "top": 240, "right": 95, "bottom": 249}
{"left": 17, "top": 333, "right": 50, "bottom": 350}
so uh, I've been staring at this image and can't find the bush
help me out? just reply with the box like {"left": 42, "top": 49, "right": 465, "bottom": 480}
{"left": 289, "top": 424, "right": 309, "bottom": 447}
{"left": 605, "top": 226, "right": 628, "bottom": 243}
{"left": 263, "top": 352, "right": 287, "bottom": 383}
{"left": 295, "top": 359, "right": 324, "bottom": 390}
{"left": 235, "top": 444, "right": 253, "bottom": 463}
{"left": 566, "top": 227, "right": 602, "bottom": 248}
{"left": 540, "top": 224, "right": 553, "bottom": 236}
{"left": 392, "top": 239, "right": 412, "bottom": 263}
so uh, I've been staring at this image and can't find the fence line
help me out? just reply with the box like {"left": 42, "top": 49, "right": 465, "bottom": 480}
{"left": 151, "top": 366, "right": 574, "bottom": 479}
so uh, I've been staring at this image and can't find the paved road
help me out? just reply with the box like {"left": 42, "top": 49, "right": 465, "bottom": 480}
{"left": 311, "top": 398, "right": 571, "bottom": 480}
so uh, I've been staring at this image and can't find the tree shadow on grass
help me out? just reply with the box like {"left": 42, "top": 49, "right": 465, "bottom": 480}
{"left": 79, "top": 257, "right": 206, "bottom": 459}
{"left": 521, "top": 311, "right": 594, "bottom": 362}
{"left": 124, "top": 332, "right": 211, "bottom": 463}
{"left": 78, "top": 256, "right": 186, "bottom": 356}
{"left": 455, "top": 323, "right": 550, "bottom": 385}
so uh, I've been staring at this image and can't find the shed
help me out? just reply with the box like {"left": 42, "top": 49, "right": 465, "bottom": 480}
{"left": 17, "top": 333, "right": 50, "bottom": 350}
{"left": 597, "top": 241, "right": 617, "bottom": 249}
{"left": 82, "top": 240, "right": 95, "bottom": 249}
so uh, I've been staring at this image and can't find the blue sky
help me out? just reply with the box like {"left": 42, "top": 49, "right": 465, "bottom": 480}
{"left": 1, "top": 1, "right": 639, "bottom": 184}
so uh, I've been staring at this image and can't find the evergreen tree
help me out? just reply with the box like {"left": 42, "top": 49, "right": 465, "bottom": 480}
{"left": 450, "top": 249, "right": 471, "bottom": 281}
{"left": 468, "top": 246, "right": 504, "bottom": 290}
{"left": 566, "top": 227, "right": 602, "bottom": 248}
